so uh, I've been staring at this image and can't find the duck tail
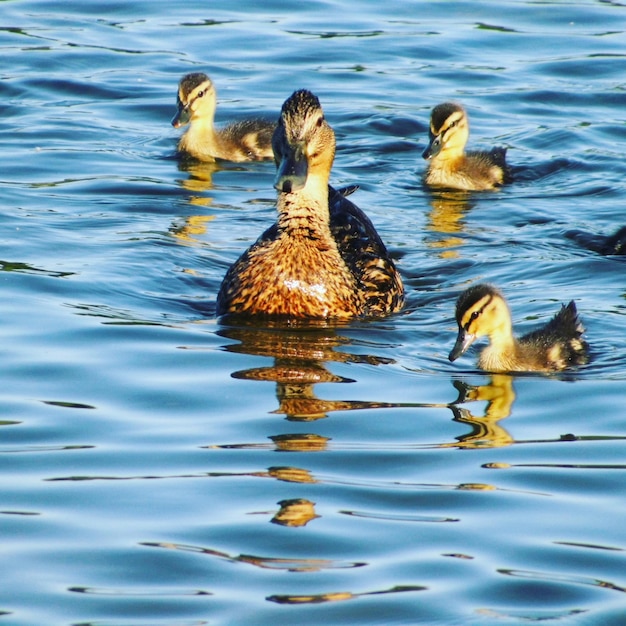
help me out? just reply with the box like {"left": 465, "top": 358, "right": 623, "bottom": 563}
{"left": 562, "top": 300, "right": 585, "bottom": 337}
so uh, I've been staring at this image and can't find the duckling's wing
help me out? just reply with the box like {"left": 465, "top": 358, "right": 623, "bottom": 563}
{"left": 328, "top": 186, "right": 404, "bottom": 314}
{"left": 521, "top": 301, "right": 588, "bottom": 368}
{"left": 489, "top": 147, "right": 511, "bottom": 180}
{"left": 221, "top": 118, "right": 275, "bottom": 159}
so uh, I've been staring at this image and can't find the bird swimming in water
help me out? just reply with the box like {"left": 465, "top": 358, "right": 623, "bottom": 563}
{"left": 422, "top": 102, "right": 508, "bottom": 191}
{"left": 566, "top": 226, "right": 626, "bottom": 256}
{"left": 449, "top": 283, "right": 588, "bottom": 373}
{"left": 172, "top": 72, "right": 274, "bottom": 162}
{"left": 216, "top": 89, "right": 404, "bottom": 320}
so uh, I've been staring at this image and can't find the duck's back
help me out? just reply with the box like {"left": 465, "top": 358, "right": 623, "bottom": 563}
{"left": 426, "top": 147, "right": 507, "bottom": 191}
{"left": 328, "top": 186, "right": 404, "bottom": 315}
{"left": 217, "top": 118, "right": 275, "bottom": 161}
{"left": 518, "top": 301, "right": 588, "bottom": 370}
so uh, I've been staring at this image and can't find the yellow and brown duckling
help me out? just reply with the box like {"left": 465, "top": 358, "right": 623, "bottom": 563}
{"left": 423, "top": 102, "right": 508, "bottom": 191}
{"left": 449, "top": 284, "right": 588, "bottom": 373}
{"left": 216, "top": 89, "right": 404, "bottom": 319}
{"left": 172, "top": 72, "right": 274, "bottom": 162}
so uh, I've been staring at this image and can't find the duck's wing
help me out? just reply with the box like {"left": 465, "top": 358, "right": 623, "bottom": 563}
{"left": 521, "top": 301, "right": 588, "bottom": 369}
{"left": 221, "top": 118, "right": 276, "bottom": 160}
{"left": 328, "top": 185, "right": 404, "bottom": 315}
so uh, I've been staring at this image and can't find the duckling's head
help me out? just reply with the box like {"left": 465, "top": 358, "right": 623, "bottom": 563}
{"left": 172, "top": 72, "right": 217, "bottom": 128}
{"left": 449, "top": 284, "right": 512, "bottom": 361}
{"left": 423, "top": 102, "right": 469, "bottom": 161}
{"left": 272, "top": 89, "right": 336, "bottom": 194}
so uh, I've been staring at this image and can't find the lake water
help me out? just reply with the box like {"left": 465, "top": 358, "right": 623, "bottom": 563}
{"left": 1, "top": 1, "right": 625, "bottom": 624}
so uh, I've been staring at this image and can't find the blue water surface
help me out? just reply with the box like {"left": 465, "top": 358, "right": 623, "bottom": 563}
{"left": 1, "top": 1, "right": 625, "bottom": 624}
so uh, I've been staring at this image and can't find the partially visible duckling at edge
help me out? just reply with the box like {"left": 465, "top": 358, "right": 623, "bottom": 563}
{"left": 566, "top": 225, "right": 626, "bottom": 256}
{"left": 422, "top": 102, "right": 508, "bottom": 191}
{"left": 449, "top": 283, "right": 588, "bottom": 373}
{"left": 172, "top": 72, "right": 274, "bottom": 162}
{"left": 216, "top": 89, "right": 404, "bottom": 319}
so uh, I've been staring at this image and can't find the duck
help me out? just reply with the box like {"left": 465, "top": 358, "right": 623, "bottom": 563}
{"left": 449, "top": 283, "right": 588, "bottom": 373}
{"left": 172, "top": 72, "right": 275, "bottom": 162}
{"left": 422, "top": 102, "right": 508, "bottom": 191}
{"left": 566, "top": 226, "right": 626, "bottom": 256}
{"left": 216, "top": 89, "right": 404, "bottom": 319}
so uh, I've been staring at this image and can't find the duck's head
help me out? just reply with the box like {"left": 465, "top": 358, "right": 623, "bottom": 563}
{"left": 172, "top": 72, "right": 217, "bottom": 128}
{"left": 449, "top": 283, "right": 511, "bottom": 361}
{"left": 423, "top": 102, "right": 469, "bottom": 160}
{"left": 272, "top": 90, "right": 336, "bottom": 194}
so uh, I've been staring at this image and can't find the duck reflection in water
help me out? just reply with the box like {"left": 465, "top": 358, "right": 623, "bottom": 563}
{"left": 445, "top": 375, "right": 516, "bottom": 449}
{"left": 271, "top": 498, "right": 319, "bottom": 527}
{"left": 219, "top": 320, "right": 405, "bottom": 422}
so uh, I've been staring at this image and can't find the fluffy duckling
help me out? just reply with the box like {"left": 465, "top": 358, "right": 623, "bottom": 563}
{"left": 217, "top": 89, "right": 404, "bottom": 319}
{"left": 449, "top": 283, "right": 588, "bottom": 373}
{"left": 172, "top": 72, "right": 274, "bottom": 162}
{"left": 422, "top": 102, "right": 508, "bottom": 191}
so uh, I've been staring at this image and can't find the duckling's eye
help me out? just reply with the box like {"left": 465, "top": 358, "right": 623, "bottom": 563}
{"left": 448, "top": 120, "right": 457, "bottom": 129}
{"left": 197, "top": 89, "right": 205, "bottom": 98}
{"left": 468, "top": 309, "right": 481, "bottom": 325}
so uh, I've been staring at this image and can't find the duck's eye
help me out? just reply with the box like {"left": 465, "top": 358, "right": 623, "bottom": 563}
{"left": 448, "top": 120, "right": 457, "bottom": 129}
{"left": 316, "top": 116, "right": 324, "bottom": 127}
{"left": 197, "top": 89, "right": 205, "bottom": 99}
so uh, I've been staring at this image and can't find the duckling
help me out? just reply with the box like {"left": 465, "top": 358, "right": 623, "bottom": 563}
{"left": 566, "top": 226, "right": 626, "bottom": 256}
{"left": 449, "top": 283, "right": 588, "bottom": 373}
{"left": 172, "top": 72, "right": 274, "bottom": 162}
{"left": 422, "top": 102, "right": 508, "bottom": 191}
{"left": 216, "top": 89, "right": 404, "bottom": 319}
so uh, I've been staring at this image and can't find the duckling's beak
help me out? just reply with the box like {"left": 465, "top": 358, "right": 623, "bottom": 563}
{"left": 449, "top": 328, "right": 476, "bottom": 362}
{"left": 274, "top": 145, "right": 308, "bottom": 194}
{"left": 422, "top": 134, "right": 441, "bottom": 160}
{"left": 171, "top": 102, "right": 191, "bottom": 128}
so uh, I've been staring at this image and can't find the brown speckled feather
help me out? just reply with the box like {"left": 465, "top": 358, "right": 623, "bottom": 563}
{"left": 217, "top": 90, "right": 404, "bottom": 320}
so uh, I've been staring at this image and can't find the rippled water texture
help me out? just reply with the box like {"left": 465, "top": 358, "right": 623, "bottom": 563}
{"left": 1, "top": 1, "right": 625, "bottom": 624}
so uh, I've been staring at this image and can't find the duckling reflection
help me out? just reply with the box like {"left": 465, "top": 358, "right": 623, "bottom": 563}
{"left": 445, "top": 376, "right": 516, "bottom": 449}
{"left": 423, "top": 102, "right": 508, "bottom": 191}
{"left": 425, "top": 190, "right": 475, "bottom": 258}
{"left": 172, "top": 72, "right": 274, "bottom": 162}
{"left": 220, "top": 322, "right": 402, "bottom": 422}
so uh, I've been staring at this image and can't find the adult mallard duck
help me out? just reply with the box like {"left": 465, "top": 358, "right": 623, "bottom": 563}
{"left": 216, "top": 89, "right": 404, "bottom": 319}
{"left": 449, "top": 283, "right": 588, "bottom": 373}
{"left": 172, "top": 72, "right": 274, "bottom": 162}
{"left": 422, "top": 102, "right": 508, "bottom": 191}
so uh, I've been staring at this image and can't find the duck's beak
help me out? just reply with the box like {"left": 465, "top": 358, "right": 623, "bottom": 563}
{"left": 449, "top": 328, "right": 476, "bottom": 362}
{"left": 171, "top": 102, "right": 191, "bottom": 128}
{"left": 274, "top": 144, "right": 308, "bottom": 193}
{"left": 422, "top": 134, "right": 441, "bottom": 160}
